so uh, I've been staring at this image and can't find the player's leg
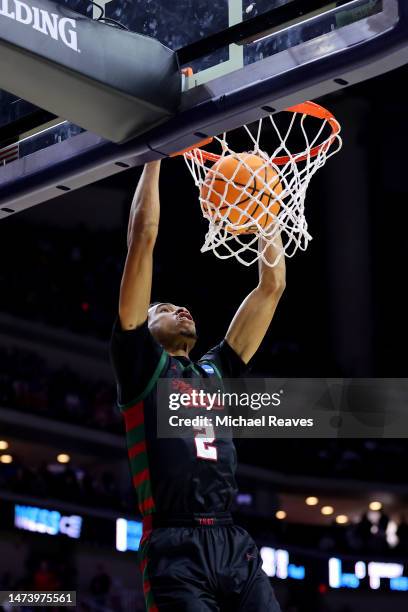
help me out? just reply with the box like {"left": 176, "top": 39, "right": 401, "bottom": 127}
{"left": 141, "top": 527, "right": 220, "bottom": 612}
{"left": 216, "top": 526, "right": 281, "bottom": 612}
{"left": 235, "top": 561, "right": 281, "bottom": 612}
{"left": 149, "top": 574, "right": 220, "bottom": 611}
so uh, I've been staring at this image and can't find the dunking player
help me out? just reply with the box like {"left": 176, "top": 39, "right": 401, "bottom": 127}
{"left": 110, "top": 161, "right": 285, "bottom": 611}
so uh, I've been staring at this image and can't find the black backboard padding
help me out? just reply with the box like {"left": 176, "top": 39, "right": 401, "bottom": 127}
{"left": 0, "top": 0, "right": 181, "bottom": 143}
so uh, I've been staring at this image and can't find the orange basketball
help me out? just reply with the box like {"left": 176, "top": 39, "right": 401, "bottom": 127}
{"left": 200, "top": 153, "right": 282, "bottom": 234}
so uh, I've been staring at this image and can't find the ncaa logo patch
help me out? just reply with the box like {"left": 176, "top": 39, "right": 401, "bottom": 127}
{"left": 201, "top": 363, "right": 215, "bottom": 375}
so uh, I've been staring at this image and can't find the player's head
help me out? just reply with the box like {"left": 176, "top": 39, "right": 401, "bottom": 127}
{"left": 148, "top": 302, "right": 197, "bottom": 355}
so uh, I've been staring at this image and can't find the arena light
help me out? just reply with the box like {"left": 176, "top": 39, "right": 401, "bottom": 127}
{"left": 236, "top": 493, "right": 253, "bottom": 506}
{"left": 276, "top": 510, "right": 287, "bottom": 520}
{"left": 368, "top": 561, "right": 404, "bottom": 590}
{"left": 14, "top": 504, "right": 82, "bottom": 539}
{"left": 369, "top": 501, "right": 383, "bottom": 511}
{"left": 115, "top": 518, "right": 143, "bottom": 552}
{"left": 355, "top": 561, "right": 367, "bottom": 580}
{"left": 57, "top": 453, "right": 71, "bottom": 464}
{"left": 0, "top": 440, "right": 9, "bottom": 450}
{"left": 329, "top": 557, "right": 407, "bottom": 591}
{"left": 0, "top": 454, "right": 13, "bottom": 464}
{"left": 305, "top": 496, "right": 319, "bottom": 506}
{"left": 336, "top": 515, "right": 349, "bottom": 525}
{"left": 260, "top": 547, "right": 276, "bottom": 577}
{"left": 260, "top": 547, "right": 306, "bottom": 581}
{"left": 321, "top": 506, "right": 334, "bottom": 516}
{"left": 386, "top": 520, "right": 399, "bottom": 549}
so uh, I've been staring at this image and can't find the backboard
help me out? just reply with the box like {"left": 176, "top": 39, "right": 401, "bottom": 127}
{"left": 0, "top": 0, "right": 407, "bottom": 216}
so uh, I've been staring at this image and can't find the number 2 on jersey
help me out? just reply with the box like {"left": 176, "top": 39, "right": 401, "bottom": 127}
{"left": 193, "top": 424, "right": 218, "bottom": 461}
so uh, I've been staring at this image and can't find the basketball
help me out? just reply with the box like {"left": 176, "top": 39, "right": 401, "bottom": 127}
{"left": 200, "top": 153, "right": 283, "bottom": 234}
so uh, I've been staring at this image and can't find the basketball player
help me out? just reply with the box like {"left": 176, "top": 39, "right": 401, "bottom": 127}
{"left": 110, "top": 161, "right": 285, "bottom": 611}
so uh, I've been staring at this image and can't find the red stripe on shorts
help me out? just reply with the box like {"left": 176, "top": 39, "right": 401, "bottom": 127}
{"left": 140, "top": 496, "right": 155, "bottom": 515}
{"left": 133, "top": 468, "right": 149, "bottom": 487}
{"left": 128, "top": 440, "right": 147, "bottom": 458}
{"left": 123, "top": 402, "right": 144, "bottom": 431}
{"left": 143, "top": 580, "right": 151, "bottom": 595}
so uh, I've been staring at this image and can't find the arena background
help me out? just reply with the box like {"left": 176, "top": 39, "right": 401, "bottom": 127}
{"left": 0, "top": 60, "right": 408, "bottom": 611}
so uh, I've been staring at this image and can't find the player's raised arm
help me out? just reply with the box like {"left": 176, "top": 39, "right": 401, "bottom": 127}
{"left": 119, "top": 161, "right": 161, "bottom": 330}
{"left": 225, "top": 234, "right": 286, "bottom": 364}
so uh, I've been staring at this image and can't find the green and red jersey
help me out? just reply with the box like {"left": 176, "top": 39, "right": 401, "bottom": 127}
{"left": 110, "top": 319, "right": 247, "bottom": 518}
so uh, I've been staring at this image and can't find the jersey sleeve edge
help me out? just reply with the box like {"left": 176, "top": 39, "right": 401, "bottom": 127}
{"left": 118, "top": 350, "right": 169, "bottom": 411}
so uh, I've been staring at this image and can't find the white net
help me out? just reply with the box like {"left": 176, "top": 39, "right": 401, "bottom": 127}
{"left": 183, "top": 102, "right": 342, "bottom": 267}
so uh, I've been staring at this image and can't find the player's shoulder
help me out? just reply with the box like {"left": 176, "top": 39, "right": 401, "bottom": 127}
{"left": 199, "top": 339, "right": 249, "bottom": 379}
{"left": 199, "top": 361, "right": 218, "bottom": 376}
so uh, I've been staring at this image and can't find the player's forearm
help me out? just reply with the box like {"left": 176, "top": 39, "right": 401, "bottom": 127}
{"left": 258, "top": 235, "right": 286, "bottom": 293}
{"left": 226, "top": 285, "right": 284, "bottom": 363}
{"left": 127, "top": 161, "right": 161, "bottom": 248}
{"left": 225, "top": 236, "right": 285, "bottom": 363}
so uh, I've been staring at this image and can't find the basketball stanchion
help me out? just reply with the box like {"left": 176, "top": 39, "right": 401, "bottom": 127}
{"left": 176, "top": 102, "right": 342, "bottom": 267}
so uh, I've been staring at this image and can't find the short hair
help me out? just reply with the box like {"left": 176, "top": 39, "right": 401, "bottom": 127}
{"left": 148, "top": 302, "right": 170, "bottom": 313}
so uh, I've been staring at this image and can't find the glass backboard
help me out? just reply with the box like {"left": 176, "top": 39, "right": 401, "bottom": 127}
{"left": 0, "top": 0, "right": 406, "bottom": 217}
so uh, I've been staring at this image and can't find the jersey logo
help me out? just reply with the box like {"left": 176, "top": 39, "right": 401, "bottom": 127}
{"left": 201, "top": 363, "right": 215, "bottom": 376}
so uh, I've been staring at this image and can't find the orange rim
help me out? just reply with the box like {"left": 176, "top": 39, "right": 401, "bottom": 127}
{"left": 183, "top": 101, "right": 341, "bottom": 166}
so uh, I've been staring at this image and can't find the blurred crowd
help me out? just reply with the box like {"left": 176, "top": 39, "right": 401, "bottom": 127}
{"left": 0, "top": 553, "right": 354, "bottom": 612}
{"left": 2, "top": 344, "right": 408, "bottom": 489}
{"left": 1, "top": 557, "right": 75, "bottom": 597}
{"left": 0, "top": 557, "right": 146, "bottom": 612}
{"left": 244, "top": 511, "right": 408, "bottom": 559}
{"left": 0, "top": 455, "right": 132, "bottom": 512}
{"left": 261, "top": 438, "right": 408, "bottom": 484}
{"left": 0, "top": 223, "right": 123, "bottom": 339}
{"left": 304, "top": 513, "right": 408, "bottom": 557}
{"left": 0, "top": 346, "right": 121, "bottom": 433}
{"left": 1, "top": 446, "right": 408, "bottom": 557}
{"left": 337, "top": 511, "right": 408, "bottom": 556}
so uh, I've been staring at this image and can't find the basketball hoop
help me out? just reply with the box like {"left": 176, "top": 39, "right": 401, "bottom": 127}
{"left": 182, "top": 101, "right": 342, "bottom": 267}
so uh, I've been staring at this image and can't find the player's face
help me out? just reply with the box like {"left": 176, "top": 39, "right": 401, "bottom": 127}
{"left": 148, "top": 303, "right": 197, "bottom": 350}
